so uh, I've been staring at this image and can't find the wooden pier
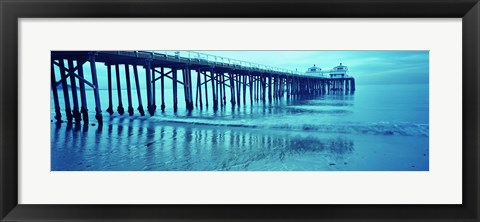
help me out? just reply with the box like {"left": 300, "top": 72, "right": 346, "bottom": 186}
{"left": 51, "top": 51, "right": 355, "bottom": 125}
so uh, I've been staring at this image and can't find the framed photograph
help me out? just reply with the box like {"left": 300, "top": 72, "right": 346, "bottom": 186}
{"left": 1, "top": 0, "right": 479, "bottom": 221}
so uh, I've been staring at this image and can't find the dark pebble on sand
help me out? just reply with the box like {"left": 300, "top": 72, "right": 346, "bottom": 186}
{"left": 384, "top": 131, "right": 394, "bottom": 135}
{"left": 344, "top": 162, "right": 347, "bottom": 165}
{"left": 329, "top": 163, "right": 336, "bottom": 166}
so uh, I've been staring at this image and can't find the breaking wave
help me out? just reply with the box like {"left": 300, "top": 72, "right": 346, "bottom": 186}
{"left": 151, "top": 117, "right": 429, "bottom": 137}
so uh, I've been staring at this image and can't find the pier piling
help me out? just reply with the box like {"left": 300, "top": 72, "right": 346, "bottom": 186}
{"left": 236, "top": 74, "right": 241, "bottom": 107}
{"left": 188, "top": 68, "right": 194, "bottom": 110}
{"left": 59, "top": 59, "right": 73, "bottom": 123}
{"left": 196, "top": 69, "right": 203, "bottom": 109}
{"left": 50, "top": 60, "right": 62, "bottom": 122}
{"left": 172, "top": 68, "right": 178, "bottom": 112}
{"left": 220, "top": 72, "right": 224, "bottom": 108}
{"left": 248, "top": 75, "right": 253, "bottom": 105}
{"left": 210, "top": 69, "right": 217, "bottom": 110}
{"left": 151, "top": 67, "right": 157, "bottom": 113}
{"left": 67, "top": 59, "right": 81, "bottom": 123}
{"left": 145, "top": 61, "right": 154, "bottom": 116}
{"left": 185, "top": 67, "right": 194, "bottom": 110}
{"left": 222, "top": 74, "right": 227, "bottom": 106}
{"left": 89, "top": 54, "right": 102, "bottom": 124}
{"left": 106, "top": 65, "right": 114, "bottom": 115}
{"left": 203, "top": 70, "right": 209, "bottom": 108}
{"left": 125, "top": 64, "right": 134, "bottom": 116}
{"left": 160, "top": 67, "right": 166, "bottom": 112}
{"left": 133, "top": 65, "right": 145, "bottom": 116}
{"left": 242, "top": 74, "right": 247, "bottom": 106}
{"left": 229, "top": 73, "right": 236, "bottom": 107}
{"left": 115, "top": 64, "right": 125, "bottom": 115}
{"left": 268, "top": 74, "right": 272, "bottom": 102}
{"left": 77, "top": 60, "right": 89, "bottom": 124}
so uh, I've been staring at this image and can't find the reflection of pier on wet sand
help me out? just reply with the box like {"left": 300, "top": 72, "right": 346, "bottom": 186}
{"left": 51, "top": 51, "right": 356, "bottom": 125}
{"left": 51, "top": 119, "right": 355, "bottom": 171}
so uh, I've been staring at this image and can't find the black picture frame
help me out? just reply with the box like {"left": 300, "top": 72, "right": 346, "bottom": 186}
{"left": 1, "top": 0, "right": 479, "bottom": 221}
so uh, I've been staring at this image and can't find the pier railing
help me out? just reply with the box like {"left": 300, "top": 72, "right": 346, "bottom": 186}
{"left": 144, "top": 51, "right": 312, "bottom": 77}
{"left": 138, "top": 51, "right": 353, "bottom": 78}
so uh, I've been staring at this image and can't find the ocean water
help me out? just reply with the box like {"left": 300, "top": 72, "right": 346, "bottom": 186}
{"left": 51, "top": 83, "right": 429, "bottom": 171}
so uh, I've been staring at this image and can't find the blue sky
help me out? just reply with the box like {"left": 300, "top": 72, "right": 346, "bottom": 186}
{"left": 196, "top": 50, "right": 429, "bottom": 85}
{"left": 57, "top": 50, "right": 429, "bottom": 90}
